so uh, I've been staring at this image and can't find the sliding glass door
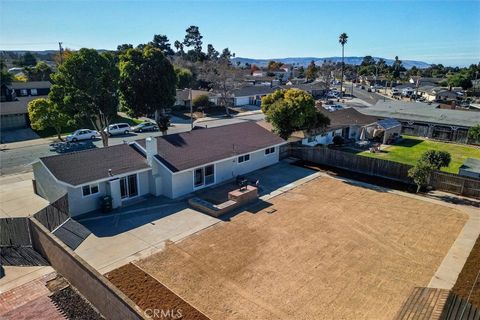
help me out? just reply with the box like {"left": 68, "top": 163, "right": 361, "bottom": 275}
{"left": 120, "top": 174, "right": 138, "bottom": 199}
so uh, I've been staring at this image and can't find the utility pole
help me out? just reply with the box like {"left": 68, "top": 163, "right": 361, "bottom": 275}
{"left": 58, "top": 42, "right": 64, "bottom": 64}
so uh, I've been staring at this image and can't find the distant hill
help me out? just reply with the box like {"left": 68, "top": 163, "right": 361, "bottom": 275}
{"left": 232, "top": 56, "right": 431, "bottom": 69}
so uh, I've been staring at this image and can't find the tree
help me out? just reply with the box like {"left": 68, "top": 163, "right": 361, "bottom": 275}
{"left": 392, "top": 56, "right": 403, "bottom": 79}
{"left": 21, "top": 52, "right": 37, "bottom": 67}
{"left": 305, "top": 60, "right": 318, "bottom": 82}
{"left": 192, "top": 94, "right": 211, "bottom": 108}
{"left": 117, "top": 44, "right": 133, "bottom": 53}
{"left": 447, "top": 71, "right": 473, "bottom": 90}
{"left": 420, "top": 150, "right": 451, "bottom": 170}
{"left": 361, "top": 55, "right": 375, "bottom": 67}
{"left": 207, "top": 44, "right": 219, "bottom": 60}
{"left": 408, "top": 160, "right": 436, "bottom": 193}
{"left": 28, "top": 98, "right": 69, "bottom": 141}
{"left": 267, "top": 60, "right": 284, "bottom": 71}
{"left": 175, "top": 66, "right": 194, "bottom": 89}
{"left": 220, "top": 48, "right": 233, "bottom": 60}
{"left": 49, "top": 48, "right": 119, "bottom": 146}
{"left": 468, "top": 124, "right": 480, "bottom": 143}
{"left": 119, "top": 46, "right": 176, "bottom": 135}
{"left": 1, "top": 70, "right": 12, "bottom": 86}
{"left": 24, "top": 61, "right": 53, "bottom": 81}
{"left": 338, "top": 33, "right": 348, "bottom": 96}
{"left": 149, "top": 34, "right": 174, "bottom": 56}
{"left": 54, "top": 48, "right": 73, "bottom": 66}
{"left": 261, "top": 88, "right": 329, "bottom": 140}
{"left": 174, "top": 40, "right": 184, "bottom": 54}
{"left": 183, "top": 25, "right": 203, "bottom": 53}
{"left": 198, "top": 58, "right": 242, "bottom": 116}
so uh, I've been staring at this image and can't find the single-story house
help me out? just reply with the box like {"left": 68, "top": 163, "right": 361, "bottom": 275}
{"left": 175, "top": 89, "right": 218, "bottom": 107}
{"left": 296, "top": 108, "right": 380, "bottom": 146}
{"left": 281, "top": 81, "right": 327, "bottom": 98}
{"left": 459, "top": 158, "right": 480, "bottom": 179}
{"left": 33, "top": 122, "right": 286, "bottom": 217}
{"left": 357, "top": 101, "right": 480, "bottom": 143}
{"left": 232, "top": 86, "right": 279, "bottom": 107}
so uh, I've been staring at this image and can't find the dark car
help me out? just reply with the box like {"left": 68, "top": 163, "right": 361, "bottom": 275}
{"left": 131, "top": 122, "right": 159, "bottom": 133}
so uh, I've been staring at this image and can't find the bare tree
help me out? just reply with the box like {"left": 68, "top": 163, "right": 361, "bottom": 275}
{"left": 198, "top": 59, "right": 244, "bottom": 116}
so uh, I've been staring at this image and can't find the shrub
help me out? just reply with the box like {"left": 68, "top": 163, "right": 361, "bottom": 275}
{"left": 192, "top": 94, "right": 211, "bottom": 108}
{"left": 420, "top": 150, "right": 451, "bottom": 170}
{"left": 332, "top": 135, "right": 344, "bottom": 146}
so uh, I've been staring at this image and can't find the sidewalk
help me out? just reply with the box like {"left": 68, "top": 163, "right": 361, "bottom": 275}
{"left": 1, "top": 136, "right": 57, "bottom": 151}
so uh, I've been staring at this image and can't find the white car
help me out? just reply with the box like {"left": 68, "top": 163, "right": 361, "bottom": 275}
{"left": 104, "top": 123, "right": 131, "bottom": 136}
{"left": 66, "top": 129, "right": 98, "bottom": 142}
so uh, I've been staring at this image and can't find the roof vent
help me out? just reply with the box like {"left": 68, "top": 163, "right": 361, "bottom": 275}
{"left": 108, "top": 169, "right": 113, "bottom": 176}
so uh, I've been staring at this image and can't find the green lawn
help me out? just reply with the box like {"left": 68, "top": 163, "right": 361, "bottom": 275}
{"left": 359, "top": 136, "right": 480, "bottom": 173}
{"left": 34, "top": 114, "right": 143, "bottom": 138}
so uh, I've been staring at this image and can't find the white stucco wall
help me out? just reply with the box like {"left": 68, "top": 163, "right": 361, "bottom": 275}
{"left": 33, "top": 162, "right": 67, "bottom": 203}
{"left": 169, "top": 146, "right": 281, "bottom": 199}
{"left": 68, "top": 170, "right": 151, "bottom": 217}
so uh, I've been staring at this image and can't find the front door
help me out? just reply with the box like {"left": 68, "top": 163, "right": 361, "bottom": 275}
{"left": 120, "top": 174, "right": 138, "bottom": 199}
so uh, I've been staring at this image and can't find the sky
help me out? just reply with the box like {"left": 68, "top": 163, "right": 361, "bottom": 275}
{"left": 1, "top": 0, "right": 479, "bottom": 67}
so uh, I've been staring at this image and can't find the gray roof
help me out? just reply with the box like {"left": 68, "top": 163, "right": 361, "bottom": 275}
{"left": 136, "top": 122, "right": 285, "bottom": 172}
{"left": 40, "top": 143, "right": 150, "bottom": 186}
{"left": 11, "top": 81, "right": 51, "bottom": 90}
{"left": 377, "top": 118, "right": 401, "bottom": 130}
{"left": 357, "top": 101, "right": 480, "bottom": 128}
{"left": 233, "top": 86, "right": 279, "bottom": 97}
{"left": 460, "top": 158, "right": 480, "bottom": 174}
{"left": 0, "top": 96, "right": 39, "bottom": 115}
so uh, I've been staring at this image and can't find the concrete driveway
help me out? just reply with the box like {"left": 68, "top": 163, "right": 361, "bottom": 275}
{"left": 0, "top": 172, "right": 48, "bottom": 218}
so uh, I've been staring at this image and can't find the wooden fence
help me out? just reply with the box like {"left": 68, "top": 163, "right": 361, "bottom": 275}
{"left": 431, "top": 172, "right": 480, "bottom": 199}
{"left": 290, "top": 145, "right": 413, "bottom": 183}
{"left": 288, "top": 144, "right": 480, "bottom": 199}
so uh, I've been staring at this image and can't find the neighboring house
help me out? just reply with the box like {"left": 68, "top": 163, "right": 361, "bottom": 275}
{"left": 459, "top": 158, "right": 480, "bottom": 179}
{"left": 33, "top": 122, "right": 286, "bottom": 217}
{"left": 1, "top": 83, "right": 16, "bottom": 102}
{"left": 1, "top": 81, "right": 51, "bottom": 130}
{"left": 175, "top": 89, "right": 218, "bottom": 107}
{"left": 296, "top": 108, "right": 379, "bottom": 146}
{"left": 243, "top": 76, "right": 278, "bottom": 87}
{"left": 232, "top": 86, "right": 279, "bottom": 107}
{"left": 281, "top": 81, "right": 327, "bottom": 98}
{"left": 357, "top": 100, "right": 480, "bottom": 143}
{"left": 11, "top": 81, "right": 51, "bottom": 97}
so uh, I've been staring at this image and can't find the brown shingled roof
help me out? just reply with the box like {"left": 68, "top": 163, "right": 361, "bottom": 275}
{"left": 40, "top": 143, "right": 150, "bottom": 186}
{"left": 136, "top": 122, "right": 285, "bottom": 172}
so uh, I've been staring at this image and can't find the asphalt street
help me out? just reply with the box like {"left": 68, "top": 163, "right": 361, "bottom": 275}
{"left": 0, "top": 113, "right": 264, "bottom": 176}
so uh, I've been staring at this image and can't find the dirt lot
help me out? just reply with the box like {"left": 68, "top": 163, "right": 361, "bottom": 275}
{"left": 137, "top": 177, "right": 467, "bottom": 320}
{"left": 452, "top": 235, "right": 480, "bottom": 308}
{"left": 106, "top": 263, "right": 208, "bottom": 320}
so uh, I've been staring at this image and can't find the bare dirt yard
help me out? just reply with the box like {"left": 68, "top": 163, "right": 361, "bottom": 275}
{"left": 137, "top": 177, "right": 468, "bottom": 320}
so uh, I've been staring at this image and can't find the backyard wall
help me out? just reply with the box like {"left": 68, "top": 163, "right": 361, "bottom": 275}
{"left": 29, "top": 217, "right": 146, "bottom": 320}
{"left": 32, "top": 162, "right": 67, "bottom": 203}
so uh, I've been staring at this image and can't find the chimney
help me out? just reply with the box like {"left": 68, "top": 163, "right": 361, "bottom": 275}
{"left": 145, "top": 137, "right": 157, "bottom": 165}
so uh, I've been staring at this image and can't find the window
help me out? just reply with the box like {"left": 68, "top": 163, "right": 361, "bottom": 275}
{"left": 238, "top": 154, "right": 250, "bottom": 163}
{"left": 82, "top": 184, "right": 99, "bottom": 196}
{"left": 205, "top": 165, "right": 214, "bottom": 185}
{"left": 194, "top": 165, "right": 215, "bottom": 188}
{"left": 194, "top": 168, "right": 204, "bottom": 187}
{"left": 20, "top": 89, "right": 28, "bottom": 96}
{"left": 265, "top": 147, "right": 276, "bottom": 155}
{"left": 30, "top": 89, "right": 37, "bottom": 96}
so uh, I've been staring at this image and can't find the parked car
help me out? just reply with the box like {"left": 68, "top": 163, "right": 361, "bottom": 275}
{"left": 131, "top": 122, "right": 159, "bottom": 132}
{"left": 66, "top": 129, "right": 98, "bottom": 142}
{"left": 104, "top": 123, "right": 131, "bottom": 136}
{"left": 391, "top": 88, "right": 400, "bottom": 95}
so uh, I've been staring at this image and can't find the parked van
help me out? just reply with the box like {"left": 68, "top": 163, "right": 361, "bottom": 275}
{"left": 104, "top": 123, "right": 131, "bottom": 136}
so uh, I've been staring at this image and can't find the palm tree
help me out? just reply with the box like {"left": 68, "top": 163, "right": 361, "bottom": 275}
{"left": 338, "top": 33, "right": 348, "bottom": 96}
